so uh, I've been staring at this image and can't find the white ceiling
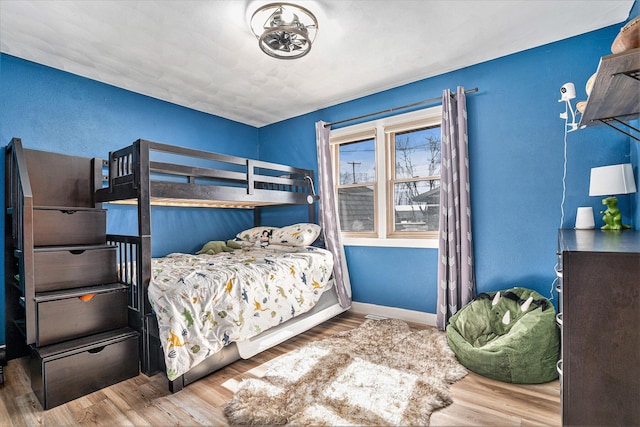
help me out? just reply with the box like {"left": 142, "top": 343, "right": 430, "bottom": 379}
{"left": 0, "top": 1, "right": 634, "bottom": 127}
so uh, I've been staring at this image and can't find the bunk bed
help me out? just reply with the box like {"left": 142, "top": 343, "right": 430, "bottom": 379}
{"left": 95, "top": 139, "right": 350, "bottom": 392}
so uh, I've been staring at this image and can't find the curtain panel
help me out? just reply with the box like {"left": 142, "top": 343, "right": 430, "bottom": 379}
{"left": 437, "top": 86, "right": 476, "bottom": 329}
{"left": 315, "top": 121, "right": 352, "bottom": 308}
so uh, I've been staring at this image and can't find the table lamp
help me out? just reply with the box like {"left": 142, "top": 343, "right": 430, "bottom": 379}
{"left": 589, "top": 163, "right": 637, "bottom": 230}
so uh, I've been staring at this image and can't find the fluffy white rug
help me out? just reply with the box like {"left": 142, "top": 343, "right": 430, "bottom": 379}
{"left": 224, "top": 318, "right": 467, "bottom": 426}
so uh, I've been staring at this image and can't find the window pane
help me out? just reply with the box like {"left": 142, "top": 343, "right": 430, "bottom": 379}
{"left": 339, "top": 139, "right": 375, "bottom": 185}
{"left": 394, "top": 127, "right": 440, "bottom": 179}
{"left": 338, "top": 186, "right": 375, "bottom": 232}
{"left": 393, "top": 180, "right": 440, "bottom": 232}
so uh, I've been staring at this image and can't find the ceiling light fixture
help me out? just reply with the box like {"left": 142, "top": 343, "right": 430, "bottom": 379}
{"left": 250, "top": 2, "right": 318, "bottom": 60}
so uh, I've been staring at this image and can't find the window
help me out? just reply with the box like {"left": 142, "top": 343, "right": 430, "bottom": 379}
{"left": 330, "top": 106, "right": 442, "bottom": 247}
{"left": 388, "top": 126, "right": 440, "bottom": 236}
{"left": 337, "top": 138, "right": 376, "bottom": 234}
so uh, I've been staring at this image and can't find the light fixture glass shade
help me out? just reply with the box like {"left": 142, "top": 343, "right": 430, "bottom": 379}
{"left": 250, "top": 3, "right": 318, "bottom": 60}
{"left": 589, "top": 163, "right": 637, "bottom": 196}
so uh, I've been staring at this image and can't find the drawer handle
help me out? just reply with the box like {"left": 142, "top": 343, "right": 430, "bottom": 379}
{"left": 79, "top": 294, "right": 95, "bottom": 301}
{"left": 60, "top": 210, "right": 77, "bottom": 215}
{"left": 556, "top": 359, "right": 563, "bottom": 376}
{"left": 69, "top": 250, "right": 86, "bottom": 255}
{"left": 88, "top": 346, "right": 106, "bottom": 354}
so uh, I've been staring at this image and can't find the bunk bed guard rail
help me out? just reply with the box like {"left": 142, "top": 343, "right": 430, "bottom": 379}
{"left": 97, "top": 139, "right": 317, "bottom": 210}
{"left": 106, "top": 234, "right": 160, "bottom": 374}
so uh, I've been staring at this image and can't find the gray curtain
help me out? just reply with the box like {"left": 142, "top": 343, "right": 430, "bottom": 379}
{"left": 437, "top": 86, "right": 475, "bottom": 329}
{"left": 315, "top": 121, "right": 352, "bottom": 308}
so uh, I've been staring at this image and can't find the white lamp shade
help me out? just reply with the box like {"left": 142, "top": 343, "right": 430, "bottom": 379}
{"left": 589, "top": 163, "right": 637, "bottom": 196}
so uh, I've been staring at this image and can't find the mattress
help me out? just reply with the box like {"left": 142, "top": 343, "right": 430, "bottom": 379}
{"left": 148, "top": 245, "right": 334, "bottom": 380}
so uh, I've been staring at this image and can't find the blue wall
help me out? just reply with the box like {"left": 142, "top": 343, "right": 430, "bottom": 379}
{"left": 0, "top": 54, "right": 261, "bottom": 344}
{"left": 634, "top": 119, "right": 640, "bottom": 226}
{"left": 0, "top": 7, "right": 637, "bottom": 347}
{"left": 0, "top": 54, "right": 262, "bottom": 256}
{"left": 258, "top": 22, "right": 638, "bottom": 313}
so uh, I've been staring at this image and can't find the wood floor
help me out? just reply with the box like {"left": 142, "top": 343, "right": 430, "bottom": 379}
{"left": 0, "top": 311, "right": 561, "bottom": 426}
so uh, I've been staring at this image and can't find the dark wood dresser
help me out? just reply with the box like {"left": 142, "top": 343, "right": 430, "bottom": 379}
{"left": 557, "top": 229, "right": 640, "bottom": 425}
{"left": 4, "top": 139, "right": 138, "bottom": 409}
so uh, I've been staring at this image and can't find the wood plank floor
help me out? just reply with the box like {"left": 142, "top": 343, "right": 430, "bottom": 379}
{"left": 0, "top": 311, "right": 561, "bottom": 426}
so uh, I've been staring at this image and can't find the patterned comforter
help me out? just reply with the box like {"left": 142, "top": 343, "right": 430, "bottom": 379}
{"left": 148, "top": 245, "right": 334, "bottom": 380}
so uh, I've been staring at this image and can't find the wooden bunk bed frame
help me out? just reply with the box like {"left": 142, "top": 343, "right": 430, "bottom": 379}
{"left": 95, "top": 139, "right": 347, "bottom": 392}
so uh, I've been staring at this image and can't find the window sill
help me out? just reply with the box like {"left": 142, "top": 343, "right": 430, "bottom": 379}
{"left": 341, "top": 237, "right": 439, "bottom": 249}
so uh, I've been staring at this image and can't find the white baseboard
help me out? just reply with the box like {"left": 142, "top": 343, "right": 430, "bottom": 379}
{"left": 350, "top": 302, "right": 437, "bottom": 327}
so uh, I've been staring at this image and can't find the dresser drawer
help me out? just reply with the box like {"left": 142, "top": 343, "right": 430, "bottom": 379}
{"left": 34, "top": 246, "right": 117, "bottom": 292}
{"left": 36, "top": 288, "right": 128, "bottom": 347}
{"left": 34, "top": 208, "right": 106, "bottom": 247}
{"left": 30, "top": 328, "right": 139, "bottom": 410}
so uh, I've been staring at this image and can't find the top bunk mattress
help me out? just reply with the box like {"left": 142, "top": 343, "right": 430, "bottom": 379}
{"left": 148, "top": 245, "right": 334, "bottom": 380}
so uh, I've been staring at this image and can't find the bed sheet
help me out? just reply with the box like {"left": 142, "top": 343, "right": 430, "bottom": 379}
{"left": 148, "top": 245, "right": 334, "bottom": 380}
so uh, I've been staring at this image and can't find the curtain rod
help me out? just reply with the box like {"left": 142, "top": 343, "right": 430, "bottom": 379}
{"left": 324, "top": 87, "right": 479, "bottom": 128}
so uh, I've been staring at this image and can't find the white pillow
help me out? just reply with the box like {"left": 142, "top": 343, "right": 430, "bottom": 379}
{"left": 235, "top": 226, "right": 279, "bottom": 243}
{"left": 271, "top": 223, "right": 321, "bottom": 246}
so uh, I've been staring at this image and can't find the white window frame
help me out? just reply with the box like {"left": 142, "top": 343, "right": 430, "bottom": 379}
{"left": 330, "top": 106, "right": 442, "bottom": 248}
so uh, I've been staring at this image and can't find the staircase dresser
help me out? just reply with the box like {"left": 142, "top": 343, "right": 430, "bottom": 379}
{"left": 4, "top": 138, "right": 139, "bottom": 409}
{"left": 557, "top": 228, "right": 640, "bottom": 425}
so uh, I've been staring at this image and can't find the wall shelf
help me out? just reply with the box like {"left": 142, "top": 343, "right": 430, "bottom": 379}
{"left": 578, "top": 47, "right": 640, "bottom": 141}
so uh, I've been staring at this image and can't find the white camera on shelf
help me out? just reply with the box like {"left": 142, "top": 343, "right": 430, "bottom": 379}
{"left": 558, "top": 82, "right": 579, "bottom": 131}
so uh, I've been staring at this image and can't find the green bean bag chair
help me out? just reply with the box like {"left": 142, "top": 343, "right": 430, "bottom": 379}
{"left": 446, "top": 287, "right": 560, "bottom": 384}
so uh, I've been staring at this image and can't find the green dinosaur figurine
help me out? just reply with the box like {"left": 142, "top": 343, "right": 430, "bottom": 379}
{"left": 600, "top": 196, "right": 631, "bottom": 230}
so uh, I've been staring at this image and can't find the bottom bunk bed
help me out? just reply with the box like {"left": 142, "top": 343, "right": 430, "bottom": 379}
{"left": 163, "top": 286, "right": 345, "bottom": 392}
{"left": 110, "top": 229, "right": 347, "bottom": 392}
